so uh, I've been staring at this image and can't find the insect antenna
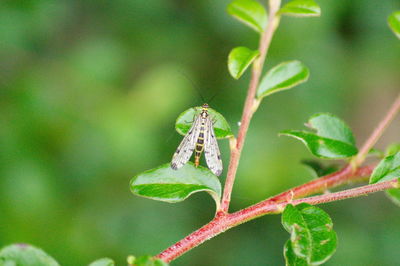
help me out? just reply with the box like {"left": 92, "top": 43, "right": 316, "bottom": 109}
{"left": 207, "top": 89, "right": 220, "bottom": 105}
{"left": 177, "top": 70, "right": 206, "bottom": 104}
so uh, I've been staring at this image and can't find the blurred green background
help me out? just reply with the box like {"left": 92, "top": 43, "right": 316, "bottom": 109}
{"left": 1, "top": 0, "right": 399, "bottom": 265}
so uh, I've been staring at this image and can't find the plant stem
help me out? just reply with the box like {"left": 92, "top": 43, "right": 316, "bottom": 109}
{"left": 228, "top": 179, "right": 398, "bottom": 225}
{"left": 156, "top": 165, "right": 379, "bottom": 262}
{"left": 352, "top": 93, "right": 400, "bottom": 167}
{"left": 265, "top": 164, "right": 374, "bottom": 203}
{"left": 220, "top": 0, "right": 281, "bottom": 214}
{"left": 155, "top": 4, "right": 400, "bottom": 265}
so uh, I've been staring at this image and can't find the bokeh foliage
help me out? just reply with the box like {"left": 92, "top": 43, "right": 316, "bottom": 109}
{"left": 0, "top": 0, "right": 399, "bottom": 265}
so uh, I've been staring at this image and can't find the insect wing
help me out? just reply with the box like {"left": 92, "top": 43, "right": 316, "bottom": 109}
{"left": 204, "top": 117, "right": 223, "bottom": 176}
{"left": 171, "top": 115, "right": 202, "bottom": 170}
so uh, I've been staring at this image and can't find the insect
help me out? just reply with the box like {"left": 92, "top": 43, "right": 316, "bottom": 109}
{"left": 171, "top": 103, "right": 223, "bottom": 176}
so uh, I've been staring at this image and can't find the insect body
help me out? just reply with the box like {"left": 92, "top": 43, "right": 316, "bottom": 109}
{"left": 171, "top": 103, "right": 223, "bottom": 176}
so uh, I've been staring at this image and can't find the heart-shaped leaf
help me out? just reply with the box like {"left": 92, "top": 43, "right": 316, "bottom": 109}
{"left": 0, "top": 244, "right": 59, "bottom": 266}
{"left": 282, "top": 204, "right": 337, "bottom": 266}
{"left": 369, "top": 152, "right": 400, "bottom": 184}
{"left": 89, "top": 258, "right": 115, "bottom": 266}
{"left": 227, "top": 0, "right": 268, "bottom": 33}
{"left": 175, "top": 106, "right": 233, "bottom": 139}
{"left": 130, "top": 163, "right": 221, "bottom": 205}
{"left": 257, "top": 61, "right": 309, "bottom": 99}
{"left": 279, "top": 0, "right": 321, "bottom": 17}
{"left": 280, "top": 113, "right": 358, "bottom": 159}
{"left": 386, "top": 187, "right": 400, "bottom": 207}
{"left": 228, "top": 46, "right": 259, "bottom": 79}
{"left": 388, "top": 11, "right": 400, "bottom": 39}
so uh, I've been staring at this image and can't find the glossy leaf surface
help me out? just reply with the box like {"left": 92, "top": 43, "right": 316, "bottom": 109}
{"left": 0, "top": 244, "right": 59, "bottom": 266}
{"left": 282, "top": 204, "right": 337, "bottom": 265}
{"left": 227, "top": 0, "right": 268, "bottom": 33}
{"left": 89, "top": 258, "right": 115, "bottom": 266}
{"left": 279, "top": 0, "right": 321, "bottom": 17}
{"left": 228, "top": 46, "right": 259, "bottom": 79}
{"left": 388, "top": 11, "right": 400, "bottom": 39}
{"left": 386, "top": 188, "right": 400, "bottom": 207}
{"left": 131, "top": 163, "right": 221, "bottom": 204}
{"left": 369, "top": 152, "right": 400, "bottom": 184}
{"left": 175, "top": 106, "right": 233, "bottom": 139}
{"left": 280, "top": 113, "right": 358, "bottom": 159}
{"left": 257, "top": 61, "right": 309, "bottom": 99}
{"left": 132, "top": 255, "right": 168, "bottom": 266}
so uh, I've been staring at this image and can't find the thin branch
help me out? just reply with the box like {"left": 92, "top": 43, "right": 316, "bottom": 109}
{"left": 156, "top": 165, "right": 373, "bottom": 262}
{"left": 228, "top": 179, "right": 398, "bottom": 226}
{"left": 154, "top": 4, "right": 400, "bottom": 265}
{"left": 265, "top": 164, "right": 374, "bottom": 203}
{"left": 353, "top": 93, "right": 400, "bottom": 167}
{"left": 220, "top": 0, "right": 281, "bottom": 214}
{"left": 292, "top": 180, "right": 398, "bottom": 205}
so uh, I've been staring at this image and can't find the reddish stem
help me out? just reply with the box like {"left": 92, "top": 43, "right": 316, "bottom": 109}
{"left": 154, "top": 4, "right": 400, "bottom": 265}
{"left": 156, "top": 165, "right": 374, "bottom": 262}
{"left": 353, "top": 93, "right": 400, "bottom": 167}
{"left": 220, "top": 0, "right": 280, "bottom": 213}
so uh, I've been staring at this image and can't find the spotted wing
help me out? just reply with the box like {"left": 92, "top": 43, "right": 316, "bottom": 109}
{"left": 204, "top": 117, "right": 223, "bottom": 176}
{"left": 171, "top": 115, "right": 202, "bottom": 170}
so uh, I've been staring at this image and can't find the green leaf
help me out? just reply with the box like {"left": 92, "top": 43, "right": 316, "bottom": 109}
{"left": 279, "top": 0, "right": 321, "bottom": 17}
{"left": 130, "top": 162, "right": 221, "bottom": 205}
{"left": 284, "top": 240, "right": 308, "bottom": 266}
{"left": 135, "top": 256, "right": 168, "bottom": 266}
{"left": 367, "top": 148, "right": 384, "bottom": 159}
{"left": 307, "top": 113, "right": 356, "bottom": 146}
{"left": 0, "top": 244, "right": 59, "bottom": 266}
{"left": 227, "top": 0, "right": 268, "bottom": 33}
{"left": 386, "top": 188, "right": 400, "bottom": 207}
{"left": 301, "top": 160, "right": 338, "bottom": 178}
{"left": 388, "top": 11, "right": 400, "bottom": 39}
{"left": 132, "top": 255, "right": 168, "bottom": 266}
{"left": 369, "top": 152, "right": 400, "bottom": 184}
{"left": 89, "top": 258, "right": 115, "bottom": 266}
{"left": 228, "top": 47, "right": 259, "bottom": 79}
{"left": 385, "top": 143, "right": 400, "bottom": 156}
{"left": 282, "top": 204, "right": 337, "bottom": 266}
{"left": 280, "top": 113, "right": 358, "bottom": 159}
{"left": 175, "top": 106, "right": 233, "bottom": 139}
{"left": 257, "top": 61, "right": 309, "bottom": 99}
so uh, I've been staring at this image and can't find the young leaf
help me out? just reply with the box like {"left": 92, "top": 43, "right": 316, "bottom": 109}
{"left": 89, "top": 258, "right": 115, "bottom": 266}
{"left": 257, "top": 61, "right": 309, "bottom": 99}
{"left": 388, "top": 11, "right": 400, "bottom": 39}
{"left": 369, "top": 152, "right": 400, "bottom": 184}
{"left": 385, "top": 143, "right": 400, "bottom": 156}
{"left": 227, "top": 0, "right": 268, "bottom": 33}
{"left": 228, "top": 46, "right": 259, "bottom": 79}
{"left": 386, "top": 188, "right": 400, "bottom": 207}
{"left": 368, "top": 148, "right": 384, "bottom": 159}
{"left": 280, "top": 113, "right": 358, "bottom": 159}
{"left": 282, "top": 204, "right": 337, "bottom": 266}
{"left": 279, "top": 0, "right": 321, "bottom": 17}
{"left": 132, "top": 255, "right": 168, "bottom": 266}
{"left": 175, "top": 106, "right": 233, "bottom": 139}
{"left": 0, "top": 244, "right": 59, "bottom": 266}
{"left": 131, "top": 163, "right": 221, "bottom": 205}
